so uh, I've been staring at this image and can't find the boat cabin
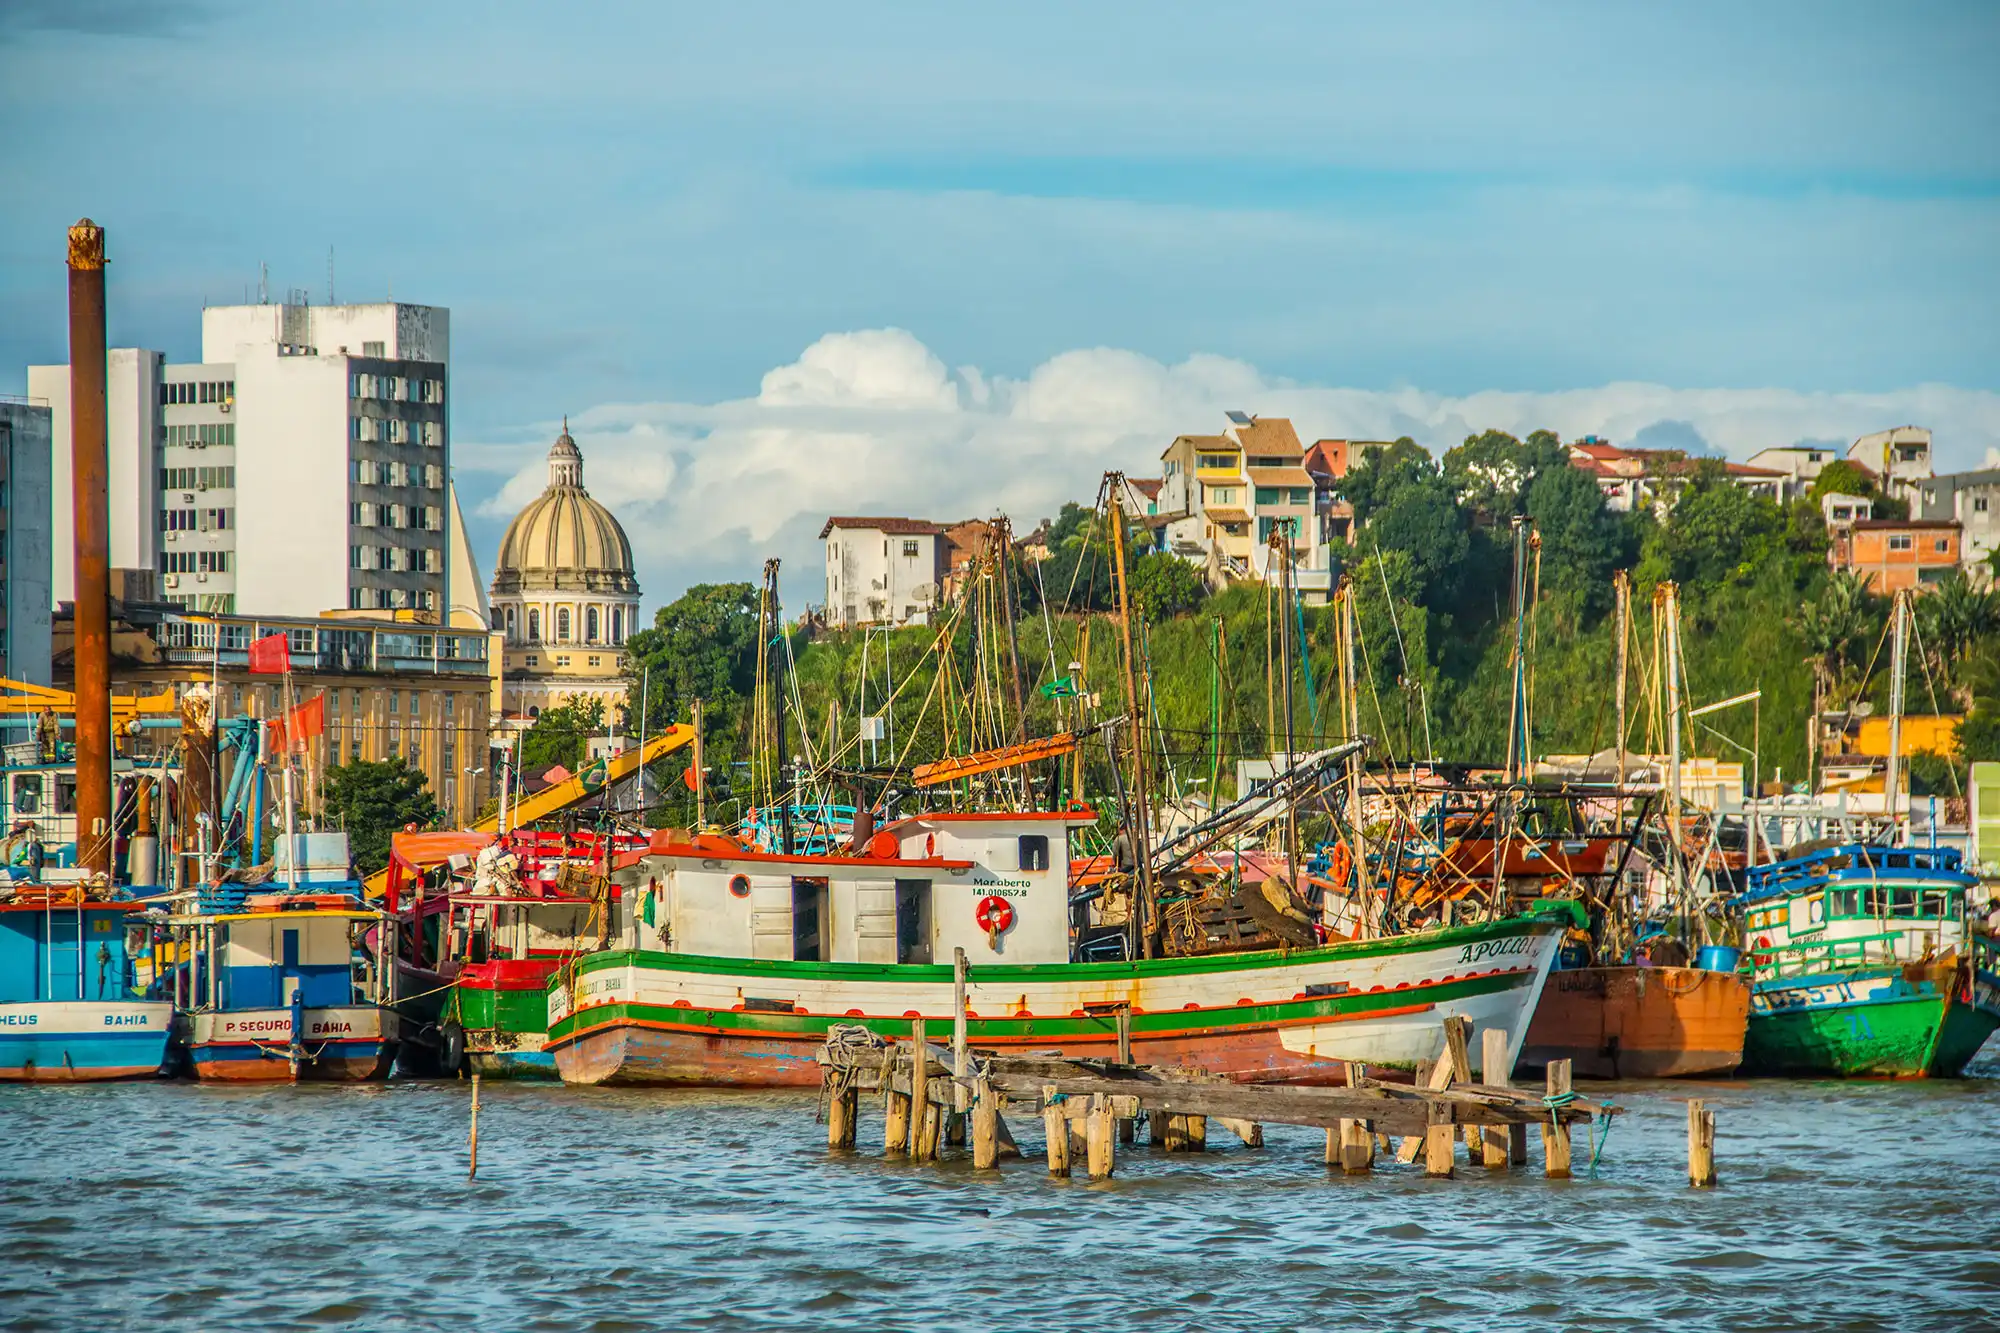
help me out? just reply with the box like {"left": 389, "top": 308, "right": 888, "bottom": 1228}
{"left": 612, "top": 810, "right": 1094, "bottom": 966}
{"left": 0, "top": 891, "right": 148, "bottom": 1003}
{"left": 1737, "top": 843, "right": 1976, "bottom": 979}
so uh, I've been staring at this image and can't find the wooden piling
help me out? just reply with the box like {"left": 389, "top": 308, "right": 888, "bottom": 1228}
{"left": 828, "top": 1071, "right": 858, "bottom": 1150}
{"left": 1086, "top": 1094, "right": 1116, "bottom": 1180}
{"left": 1116, "top": 1008, "right": 1136, "bottom": 1145}
{"left": 1186, "top": 1114, "right": 1208, "bottom": 1153}
{"left": 1542, "top": 1059, "right": 1573, "bottom": 1179}
{"left": 909, "top": 1018, "right": 932, "bottom": 1161}
{"left": 1423, "top": 1098, "right": 1455, "bottom": 1178}
{"left": 1688, "top": 1099, "right": 1717, "bottom": 1188}
{"left": 1396, "top": 1055, "right": 1453, "bottom": 1163}
{"left": 1339, "top": 1119, "right": 1374, "bottom": 1173}
{"left": 1043, "top": 1086, "right": 1071, "bottom": 1177}
{"left": 1216, "top": 1116, "right": 1262, "bottom": 1148}
{"left": 1480, "top": 1028, "right": 1511, "bottom": 1168}
{"left": 1161, "top": 1113, "right": 1187, "bottom": 1152}
{"left": 884, "top": 1048, "right": 912, "bottom": 1154}
{"left": 972, "top": 1076, "right": 1000, "bottom": 1170}
{"left": 467, "top": 1073, "right": 480, "bottom": 1179}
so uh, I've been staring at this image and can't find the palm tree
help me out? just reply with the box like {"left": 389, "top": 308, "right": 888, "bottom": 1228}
{"left": 1794, "top": 570, "right": 1885, "bottom": 707}
{"left": 1915, "top": 569, "right": 1999, "bottom": 707}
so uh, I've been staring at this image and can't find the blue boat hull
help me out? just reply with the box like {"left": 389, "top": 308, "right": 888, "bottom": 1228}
{"left": 0, "top": 1002, "right": 174, "bottom": 1081}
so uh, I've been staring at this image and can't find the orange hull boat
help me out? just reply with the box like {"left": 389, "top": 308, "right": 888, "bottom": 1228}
{"left": 1520, "top": 965, "right": 1750, "bottom": 1079}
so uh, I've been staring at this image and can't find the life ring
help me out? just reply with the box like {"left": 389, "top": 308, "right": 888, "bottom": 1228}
{"left": 1330, "top": 841, "right": 1354, "bottom": 888}
{"left": 975, "top": 895, "right": 1015, "bottom": 935}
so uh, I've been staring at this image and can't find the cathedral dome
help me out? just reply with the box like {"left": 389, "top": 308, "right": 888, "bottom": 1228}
{"left": 491, "top": 421, "right": 639, "bottom": 597}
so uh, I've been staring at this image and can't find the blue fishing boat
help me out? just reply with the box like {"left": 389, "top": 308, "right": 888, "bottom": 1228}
{"left": 171, "top": 833, "right": 402, "bottom": 1081}
{"left": 0, "top": 881, "right": 173, "bottom": 1081}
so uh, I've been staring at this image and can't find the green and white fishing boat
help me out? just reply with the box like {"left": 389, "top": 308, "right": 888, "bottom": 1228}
{"left": 543, "top": 810, "right": 1578, "bottom": 1087}
{"left": 1734, "top": 842, "right": 1999, "bottom": 1078}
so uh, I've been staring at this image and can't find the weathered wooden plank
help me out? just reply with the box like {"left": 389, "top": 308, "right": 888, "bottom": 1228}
{"left": 972, "top": 1076, "right": 999, "bottom": 1170}
{"left": 1688, "top": 1099, "right": 1716, "bottom": 1188}
{"left": 1043, "top": 1085, "right": 1070, "bottom": 1177}
{"left": 1424, "top": 1098, "right": 1456, "bottom": 1178}
{"left": 1543, "top": 1059, "right": 1573, "bottom": 1179}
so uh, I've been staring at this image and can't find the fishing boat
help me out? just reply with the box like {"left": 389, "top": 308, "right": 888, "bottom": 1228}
{"left": 1521, "top": 960, "right": 1750, "bottom": 1078}
{"left": 418, "top": 830, "right": 618, "bottom": 1078}
{"left": 171, "top": 833, "right": 401, "bottom": 1081}
{"left": 0, "top": 881, "right": 173, "bottom": 1081}
{"left": 1733, "top": 842, "right": 1999, "bottom": 1078}
{"left": 544, "top": 810, "right": 1575, "bottom": 1087}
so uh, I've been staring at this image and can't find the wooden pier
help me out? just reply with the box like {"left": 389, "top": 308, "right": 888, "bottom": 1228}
{"left": 817, "top": 1013, "right": 1630, "bottom": 1184}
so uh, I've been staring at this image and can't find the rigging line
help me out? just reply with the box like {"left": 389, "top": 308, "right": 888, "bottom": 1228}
{"left": 1349, "top": 596, "right": 1402, "bottom": 766}
{"left": 1906, "top": 614, "right": 1964, "bottom": 801}
{"left": 1289, "top": 566, "right": 1321, "bottom": 738}
{"left": 1373, "top": 540, "right": 1434, "bottom": 761}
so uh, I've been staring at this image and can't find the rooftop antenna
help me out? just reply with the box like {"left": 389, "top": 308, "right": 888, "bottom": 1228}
{"left": 258, "top": 261, "right": 268, "bottom": 305}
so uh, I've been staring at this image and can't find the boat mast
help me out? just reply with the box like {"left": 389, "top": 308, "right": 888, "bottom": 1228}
{"left": 1886, "top": 588, "right": 1909, "bottom": 845}
{"left": 1662, "top": 580, "right": 1685, "bottom": 929}
{"left": 1274, "top": 526, "right": 1301, "bottom": 921}
{"left": 1614, "top": 570, "right": 1630, "bottom": 790}
{"left": 1104, "top": 474, "right": 1156, "bottom": 957}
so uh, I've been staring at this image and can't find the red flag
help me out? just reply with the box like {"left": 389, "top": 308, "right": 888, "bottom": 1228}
{"left": 681, "top": 764, "right": 699, "bottom": 791}
{"left": 248, "top": 633, "right": 290, "bottom": 675}
{"left": 264, "top": 693, "right": 326, "bottom": 753}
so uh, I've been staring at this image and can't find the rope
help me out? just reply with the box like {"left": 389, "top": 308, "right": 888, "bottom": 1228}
{"left": 1587, "top": 1100, "right": 1615, "bottom": 1178}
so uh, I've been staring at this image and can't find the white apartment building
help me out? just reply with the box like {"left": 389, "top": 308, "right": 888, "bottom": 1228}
{"left": 29, "top": 299, "right": 453, "bottom": 620}
{"left": 1744, "top": 444, "right": 1841, "bottom": 502}
{"left": 821, "top": 517, "right": 944, "bottom": 628}
{"left": 1157, "top": 412, "right": 1330, "bottom": 600}
{"left": 1851, "top": 426, "right": 1932, "bottom": 502}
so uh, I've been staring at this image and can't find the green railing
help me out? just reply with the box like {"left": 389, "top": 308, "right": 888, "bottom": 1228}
{"left": 1750, "top": 930, "right": 1931, "bottom": 982}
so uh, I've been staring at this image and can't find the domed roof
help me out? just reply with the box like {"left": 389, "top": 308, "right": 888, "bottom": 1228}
{"left": 490, "top": 421, "right": 640, "bottom": 596}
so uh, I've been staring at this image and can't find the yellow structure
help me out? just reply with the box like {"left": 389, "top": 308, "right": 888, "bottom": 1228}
{"left": 489, "top": 422, "right": 643, "bottom": 721}
{"left": 1852, "top": 714, "right": 1960, "bottom": 758}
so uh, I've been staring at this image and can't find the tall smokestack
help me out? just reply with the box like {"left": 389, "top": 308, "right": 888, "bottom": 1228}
{"left": 67, "top": 218, "right": 113, "bottom": 880}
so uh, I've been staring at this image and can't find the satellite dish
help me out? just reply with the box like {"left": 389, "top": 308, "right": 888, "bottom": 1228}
{"left": 910, "top": 583, "right": 935, "bottom": 601}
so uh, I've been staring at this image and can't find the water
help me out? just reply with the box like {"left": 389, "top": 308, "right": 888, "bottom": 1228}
{"left": 4, "top": 1058, "right": 1997, "bottom": 1332}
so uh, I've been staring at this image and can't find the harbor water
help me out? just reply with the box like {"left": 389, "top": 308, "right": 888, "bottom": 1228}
{"left": 3, "top": 1057, "right": 1996, "bottom": 1332}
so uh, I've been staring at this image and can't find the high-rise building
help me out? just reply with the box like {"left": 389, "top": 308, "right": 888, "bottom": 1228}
{"left": 29, "top": 298, "right": 453, "bottom": 620}
{"left": 0, "top": 399, "right": 55, "bottom": 685}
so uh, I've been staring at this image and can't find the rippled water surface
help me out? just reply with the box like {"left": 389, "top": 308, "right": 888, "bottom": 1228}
{"left": 4, "top": 1051, "right": 1998, "bottom": 1332}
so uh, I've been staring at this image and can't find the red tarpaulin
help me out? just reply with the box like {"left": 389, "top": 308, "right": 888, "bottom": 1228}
{"left": 248, "top": 633, "right": 291, "bottom": 674}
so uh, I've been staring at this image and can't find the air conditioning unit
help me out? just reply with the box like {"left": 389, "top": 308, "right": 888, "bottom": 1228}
{"left": 196, "top": 571, "right": 208, "bottom": 583}
{"left": 166, "top": 532, "right": 178, "bottom": 544}
{"left": 165, "top": 575, "right": 181, "bottom": 589}
{"left": 219, "top": 400, "right": 231, "bottom": 413}
{"left": 196, "top": 481, "right": 208, "bottom": 492}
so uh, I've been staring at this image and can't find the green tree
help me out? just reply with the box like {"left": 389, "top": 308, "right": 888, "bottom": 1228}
{"left": 519, "top": 696, "right": 607, "bottom": 772}
{"left": 1808, "top": 460, "right": 1876, "bottom": 503}
{"left": 1915, "top": 569, "right": 1998, "bottom": 704}
{"left": 1442, "top": 428, "right": 1570, "bottom": 521}
{"left": 1336, "top": 437, "right": 1433, "bottom": 526}
{"left": 1640, "top": 462, "right": 1787, "bottom": 590}
{"left": 1794, "top": 569, "right": 1883, "bottom": 708}
{"left": 322, "top": 758, "right": 438, "bottom": 877}
{"left": 625, "top": 582, "right": 764, "bottom": 730}
{"left": 1128, "top": 550, "right": 1207, "bottom": 621}
{"left": 1524, "top": 457, "right": 1630, "bottom": 615}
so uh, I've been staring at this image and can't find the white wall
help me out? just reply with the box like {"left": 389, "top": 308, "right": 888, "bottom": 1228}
{"left": 202, "top": 302, "right": 449, "bottom": 365}
{"left": 232, "top": 352, "right": 352, "bottom": 616}
{"left": 29, "top": 348, "right": 161, "bottom": 604}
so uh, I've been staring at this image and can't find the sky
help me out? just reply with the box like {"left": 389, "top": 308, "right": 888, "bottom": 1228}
{"left": 3, "top": 1, "right": 1997, "bottom": 603}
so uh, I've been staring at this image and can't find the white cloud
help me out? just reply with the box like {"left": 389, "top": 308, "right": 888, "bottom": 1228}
{"left": 465, "top": 329, "right": 2000, "bottom": 606}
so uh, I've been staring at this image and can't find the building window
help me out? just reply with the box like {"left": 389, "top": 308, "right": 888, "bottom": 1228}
{"left": 1889, "top": 535, "right": 1913, "bottom": 552}
{"left": 610, "top": 607, "right": 622, "bottom": 643}
{"left": 527, "top": 609, "right": 540, "bottom": 642}
{"left": 1935, "top": 539, "right": 1950, "bottom": 553}
{"left": 901, "top": 540, "right": 919, "bottom": 558}
{"left": 586, "top": 606, "right": 601, "bottom": 642}
{"left": 587, "top": 655, "right": 600, "bottom": 667}
{"left": 1977, "top": 497, "right": 1990, "bottom": 513}
{"left": 557, "top": 608, "right": 571, "bottom": 641}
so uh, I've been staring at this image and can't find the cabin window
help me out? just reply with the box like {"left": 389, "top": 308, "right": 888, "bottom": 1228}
{"left": 1917, "top": 889, "right": 1950, "bottom": 918}
{"left": 10, "top": 775, "right": 39, "bottom": 814}
{"left": 1807, "top": 896, "right": 1824, "bottom": 924}
{"left": 1018, "top": 834, "right": 1050, "bottom": 872}
{"left": 1827, "top": 889, "right": 1860, "bottom": 917}
{"left": 55, "top": 775, "right": 77, "bottom": 815}
{"left": 894, "top": 879, "right": 932, "bottom": 964}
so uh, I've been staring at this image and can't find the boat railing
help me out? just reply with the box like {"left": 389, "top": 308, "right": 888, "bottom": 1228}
{"left": 1752, "top": 929, "right": 1921, "bottom": 981}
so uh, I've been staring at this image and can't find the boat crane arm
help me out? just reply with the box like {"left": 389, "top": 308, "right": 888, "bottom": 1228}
{"left": 1149, "top": 738, "right": 1371, "bottom": 878}
{"left": 360, "top": 723, "right": 697, "bottom": 900}
{"left": 909, "top": 718, "right": 1125, "bottom": 789}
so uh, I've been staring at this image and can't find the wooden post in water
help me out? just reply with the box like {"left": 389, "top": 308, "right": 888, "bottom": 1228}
{"left": 1481, "top": 1028, "right": 1511, "bottom": 1169}
{"left": 1543, "top": 1059, "right": 1573, "bottom": 1179}
{"left": 1086, "top": 1094, "right": 1116, "bottom": 1180}
{"left": 1688, "top": 1099, "right": 1717, "bottom": 1188}
{"left": 1185, "top": 1114, "right": 1207, "bottom": 1153}
{"left": 1043, "top": 1086, "right": 1071, "bottom": 1178}
{"left": 467, "top": 1073, "right": 480, "bottom": 1179}
{"left": 909, "top": 1018, "right": 931, "bottom": 1161}
{"left": 951, "top": 950, "right": 970, "bottom": 1146}
{"left": 1115, "top": 1007, "right": 1136, "bottom": 1145}
{"left": 1396, "top": 1057, "right": 1448, "bottom": 1163}
{"left": 1423, "top": 1098, "right": 1455, "bottom": 1178}
{"left": 972, "top": 1076, "right": 1000, "bottom": 1170}
{"left": 827, "top": 1071, "right": 858, "bottom": 1150}
{"left": 1336, "top": 1061, "right": 1372, "bottom": 1172}
{"left": 1161, "top": 1114, "right": 1188, "bottom": 1152}
{"left": 884, "top": 1047, "right": 912, "bottom": 1154}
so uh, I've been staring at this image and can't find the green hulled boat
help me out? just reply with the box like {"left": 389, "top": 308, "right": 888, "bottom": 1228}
{"left": 1735, "top": 843, "right": 2000, "bottom": 1078}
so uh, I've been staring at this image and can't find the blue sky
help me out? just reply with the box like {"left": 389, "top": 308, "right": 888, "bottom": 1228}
{"left": 4, "top": 1, "right": 1997, "bottom": 597}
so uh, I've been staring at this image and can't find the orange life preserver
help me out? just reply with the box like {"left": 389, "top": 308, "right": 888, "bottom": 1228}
{"left": 975, "top": 895, "right": 1015, "bottom": 935}
{"left": 1330, "top": 841, "right": 1354, "bottom": 888}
